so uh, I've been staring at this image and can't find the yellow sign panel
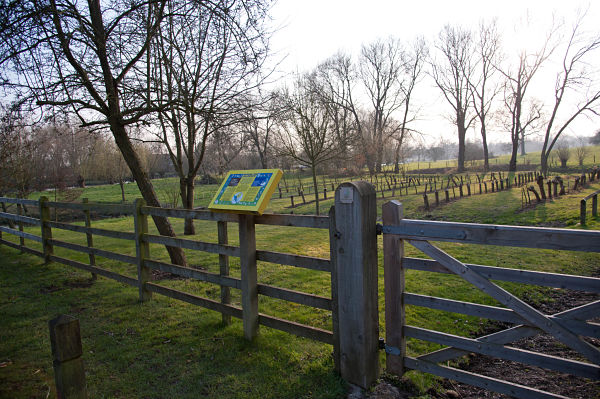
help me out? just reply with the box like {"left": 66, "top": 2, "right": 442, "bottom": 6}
{"left": 208, "top": 169, "right": 283, "bottom": 215}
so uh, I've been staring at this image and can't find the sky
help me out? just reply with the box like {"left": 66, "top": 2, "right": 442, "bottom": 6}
{"left": 267, "top": 0, "right": 600, "bottom": 146}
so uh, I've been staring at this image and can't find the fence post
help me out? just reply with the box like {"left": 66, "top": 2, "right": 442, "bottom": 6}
{"left": 239, "top": 214, "right": 258, "bottom": 340}
{"left": 580, "top": 199, "right": 587, "bottom": 225}
{"left": 383, "top": 201, "right": 405, "bottom": 376}
{"left": 593, "top": 194, "right": 598, "bottom": 217}
{"left": 17, "top": 202, "right": 25, "bottom": 251}
{"left": 328, "top": 206, "right": 340, "bottom": 373}
{"left": 49, "top": 315, "right": 87, "bottom": 399}
{"left": 218, "top": 221, "right": 231, "bottom": 325}
{"left": 332, "top": 181, "right": 379, "bottom": 388}
{"left": 39, "top": 196, "right": 53, "bottom": 263}
{"left": 82, "top": 199, "right": 96, "bottom": 280}
{"left": 133, "top": 199, "right": 151, "bottom": 302}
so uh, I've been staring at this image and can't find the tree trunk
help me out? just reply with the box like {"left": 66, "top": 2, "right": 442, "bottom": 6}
{"left": 311, "top": 165, "right": 320, "bottom": 216}
{"left": 456, "top": 109, "right": 467, "bottom": 172}
{"left": 481, "top": 126, "right": 489, "bottom": 171}
{"left": 111, "top": 124, "right": 187, "bottom": 267}
{"left": 119, "top": 178, "right": 125, "bottom": 202}
{"left": 509, "top": 137, "right": 519, "bottom": 172}
{"left": 540, "top": 152, "right": 549, "bottom": 176}
{"left": 183, "top": 176, "right": 195, "bottom": 235}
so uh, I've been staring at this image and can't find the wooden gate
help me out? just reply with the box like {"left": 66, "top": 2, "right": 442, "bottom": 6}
{"left": 382, "top": 200, "right": 600, "bottom": 399}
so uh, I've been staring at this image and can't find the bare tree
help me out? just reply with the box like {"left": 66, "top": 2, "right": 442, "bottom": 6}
{"left": 540, "top": 14, "right": 600, "bottom": 174}
{"left": 500, "top": 25, "right": 554, "bottom": 171}
{"left": 150, "top": 0, "right": 272, "bottom": 235}
{"left": 0, "top": 0, "right": 188, "bottom": 265}
{"left": 430, "top": 25, "right": 475, "bottom": 172}
{"left": 316, "top": 54, "right": 359, "bottom": 171}
{"left": 555, "top": 141, "right": 571, "bottom": 168}
{"left": 243, "top": 91, "right": 284, "bottom": 169}
{"left": 390, "top": 37, "right": 427, "bottom": 173}
{"left": 575, "top": 137, "right": 589, "bottom": 167}
{"left": 0, "top": 103, "right": 38, "bottom": 197}
{"left": 359, "top": 38, "right": 407, "bottom": 173}
{"left": 277, "top": 73, "right": 340, "bottom": 215}
{"left": 468, "top": 20, "right": 502, "bottom": 171}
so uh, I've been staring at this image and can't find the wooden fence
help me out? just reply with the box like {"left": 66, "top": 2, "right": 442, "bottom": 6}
{"left": 382, "top": 200, "right": 600, "bottom": 399}
{"left": 0, "top": 196, "right": 339, "bottom": 362}
{"left": 580, "top": 189, "right": 600, "bottom": 225}
{"left": 2, "top": 184, "right": 600, "bottom": 396}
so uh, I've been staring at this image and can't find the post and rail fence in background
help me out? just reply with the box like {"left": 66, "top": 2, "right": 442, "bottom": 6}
{"left": 2, "top": 182, "right": 600, "bottom": 396}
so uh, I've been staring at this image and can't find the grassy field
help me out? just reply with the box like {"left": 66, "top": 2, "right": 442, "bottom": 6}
{"left": 2, "top": 173, "right": 600, "bottom": 397}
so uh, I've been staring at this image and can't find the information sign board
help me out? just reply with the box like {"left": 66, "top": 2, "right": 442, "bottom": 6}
{"left": 208, "top": 169, "right": 283, "bottom": 215}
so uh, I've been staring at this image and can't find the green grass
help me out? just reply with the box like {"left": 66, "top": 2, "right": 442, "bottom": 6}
{"left": 2, "top": 177, "right": 600, "bottom": 398}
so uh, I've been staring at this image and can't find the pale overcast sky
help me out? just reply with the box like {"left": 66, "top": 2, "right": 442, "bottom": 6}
{"left": 268, "top": 0, "right": 600, "bottom": 144}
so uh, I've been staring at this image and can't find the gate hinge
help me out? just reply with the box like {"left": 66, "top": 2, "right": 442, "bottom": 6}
{"left": 385, "top": 345, "right": 402, "bottom": 356}
{"left": 376, "top": 223, "right": 383, "bottom": 235}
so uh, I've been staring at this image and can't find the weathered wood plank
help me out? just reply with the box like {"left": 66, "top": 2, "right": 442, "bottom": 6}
{"left": 418, "top": 300, "right": 600, "bottom": 364}
{"left": 0, "top": 212, "right": 41, "bottom": 226}
{"left": 49, "top": 255, "right": 138, "bottom": 286}
{"left": 383, "top": 201, "right": 405, "bottom": 376}
{"left": 258, "top": 314, "right": 333, "bottom": 344}
{"left": 47, "top": 239, "right": 136, "bottom": 265}
{"left": 403, "top": 257, "right": 600, "bottom": 293}
{"left": 384, "top": 220, "right": 600, "bottom": 252}
{"left": 0, "top": 197, "right": 38, "bottom": 206}
{"left": 254, "top": 213, "right": 329, "bottom": 229}
{"left": 409, "top": 239, "right": 600, "bottom": 365}
{"left": 144, "top": 234, "right": 239, "bottom": 257}
{"left": 0, "top": 238, "right": 44, "bottom": 257}
{"left": 145, "top": 283, "right": 243, "bottom": 319}
{"left": 82, "top": 198, "right": 96, "bottom": 280}
{"left": 48, "top": 221, "right": 136, "bottom": 241}
{"left": 405, "top": 326, "right": 600, "bottom": 380}
{"left": 144, "top": 259, "right": 241, "bottom": 289}
{"left": 47, "top": 201, "right": 134, "bottom": 213}
{"left": 239, "top": 214, "right": 258, "bottom": 340}
{"left": 257, "top": 284, "right": 331, "bottom": 310}
{"left": 0, "top": 226, "right": 43, "bottom": 242}
{"left": 218, "top": 221, "right": 231, "bottom": 325}
{"left": 404, "top": 293, "right": 599, "bottom": 338}
{"left": 256, "top": 250, "right": 330, "bottom": 272}
{"left": 404, "top": 357, "right": 569, "bottom": 399}
{"left": 141, "top": 206, "right": 239, "bottom": 223}
{"left": 328, "top": 206, "right": 340, "bottom": 372}
{"left": 333, "top": 182, "right": 380, "bottom": 388}
{"left": 134, "top": 199, "right": 151, "bottom": 302}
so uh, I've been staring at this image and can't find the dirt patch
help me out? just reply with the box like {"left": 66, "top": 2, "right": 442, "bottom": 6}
{"left": 432, "top": 289, "right": 600, "bottom": 399}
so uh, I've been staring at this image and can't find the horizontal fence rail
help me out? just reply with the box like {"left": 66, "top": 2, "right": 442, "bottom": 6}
{"left": 382, "top": 200, "right": 600, "bottom": 399}
{"left": 383, "top": 219, "right": 600, "bottom": 252}
{"left": 0, "top": 196, "right": 337, "bottom": 352}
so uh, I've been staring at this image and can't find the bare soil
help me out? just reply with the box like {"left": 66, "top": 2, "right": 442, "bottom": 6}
{"left": 432, "top": 289, "right": 600, "bottom": 399}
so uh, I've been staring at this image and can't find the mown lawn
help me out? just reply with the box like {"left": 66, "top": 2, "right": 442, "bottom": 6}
{"left": 2, "top": 179, "right": 599, "bottom": 398}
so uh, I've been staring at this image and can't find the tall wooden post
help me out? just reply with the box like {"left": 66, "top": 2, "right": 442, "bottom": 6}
{"left": 39, "top": 196, "right": 53, "bottom": 263}
{"left": 82, "top": 199, "right": 96, "bottom": 280}
{"left": 332, "top": 181, "right": 379, "bottom": 388}
{"left": 328, "top": 206, "right": 340, "bottom": 373}
{"left": 383, "top": 201, "right": 405, "bottom": 376}
{"left": 49, "top": 315, "right": 87, "bottom": 399}
{"left": 239, "top": 214, "right": 258, "bottom": 340}
{"left": 134, "top": 199, "right": 151, "bottom": 302}
{"left": 218, "top": 221, "right": 231, "bottom": 325}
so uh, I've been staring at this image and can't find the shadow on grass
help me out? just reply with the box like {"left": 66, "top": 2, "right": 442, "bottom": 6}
{"left": 0, "top": 248, "right": 345, "bottom": 399}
